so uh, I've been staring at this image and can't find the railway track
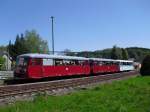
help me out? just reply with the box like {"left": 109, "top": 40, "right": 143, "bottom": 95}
{"left": 0, "top": 71, "right": 138, "bottom": 104}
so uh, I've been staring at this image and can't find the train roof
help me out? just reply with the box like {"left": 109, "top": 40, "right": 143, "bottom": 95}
{"left": 18, "top": 53, "right": 89, "bottom": 61}
{"left": 90, "top": 58, "right": 133, "bottom": 63}
{"left": 90, "top": 58, "right": 117, "bottom": 62}
{"left": 116, "top": 59, "right": 133, "bottom": 63}
{"left": 18, "top": 53, "right": 134, "bottom": 62}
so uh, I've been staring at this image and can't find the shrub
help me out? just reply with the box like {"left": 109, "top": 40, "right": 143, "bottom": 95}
{"left": 0, "top": 57, "right": 5, "bottom": 70}
{"left": 140, "top": 55, "right": 150, "bottom": 76}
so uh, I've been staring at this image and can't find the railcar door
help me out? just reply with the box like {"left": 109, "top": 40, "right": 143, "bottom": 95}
{"left": 28, "top": 58, "right": 43, "bottom": 78}
{"left": 42, "top": 58, "right": 55, "bottom": 77}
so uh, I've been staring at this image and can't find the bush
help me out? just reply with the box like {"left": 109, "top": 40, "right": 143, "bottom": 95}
{"left": 140, "top": 55, "right": 150, "bottom": 76}
{"left": 0, "top": 57, "right": 5, "bottom": 70}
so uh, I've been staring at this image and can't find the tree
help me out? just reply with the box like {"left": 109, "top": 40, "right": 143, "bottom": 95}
{"left": 140, "top": 55, "right": 150, "bottom": 76}
{"left": 0, "top": 57, "right": 5, "bottom": 70}
{"left": 122, "top": 48, "right": 129, "bottom": 60}
{"left": 110, "top": 45, "right": 122, "bottom": 59}
{"left": 8, "top": 40, "right": 16, "bottom": 60}
{"left": 25, "top": 30, "right": 49, "bottom": 53}
{"left": 8, "top": 35, "right": 29, "bottom": 60}
{"left": 8, "top": 30, "right": 49, "bottom": 60}
{"left": 126, "top": 47, "right": 150, "bottom": 62}
{"left": 0, "top": 46, "right": 7, "bottom": 51}
{"left": 111, "top": 46, "right": 117, "bottom": 59}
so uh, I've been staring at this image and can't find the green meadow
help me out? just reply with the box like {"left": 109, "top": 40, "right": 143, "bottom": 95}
{"left": 0, "top": 75, "right": 150, "bottom": 112}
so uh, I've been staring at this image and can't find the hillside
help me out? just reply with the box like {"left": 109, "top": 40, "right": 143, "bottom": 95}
{"left": 127, "top": 47, "right": 150, "bottom": 62}
{"left": 1, "top": 45, "right": 150, "bottom": 62}
{"left": 75, "top": 47, "right": 150, "bottom": 62}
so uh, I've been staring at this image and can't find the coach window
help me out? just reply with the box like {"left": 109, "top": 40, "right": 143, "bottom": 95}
{"left": 114, "top": 62, "right": 119, "bottom": 65}
{"left": 112, "top": 61, "right": 115, "bottom": 65}
{"left": 128, "top": 62, "right": 131, "bottom": 65}
{"left": 55, "top": 59, "right": 63, "bottom": 66}
{"left": 106, "top": 61, "right": 110, "bottom": 65}
{"left": 81, "top": 60, "right": 88, "bottom": 66}
{"left": 127, "top": 62, "right": 129, "bottom": 65}
{"left": 102, "top": 61, "right": 105, "bottom": 65}
{"left": 119, "top": 62, "right": 122, "bottom": 65}
{"left": 18, "top": 58, "right": 24, "bottom": 66}
{"left": 43, "top": 59, "right": 53, "bottom": 66}
{"left": 99, "top": 61, "right": 103, "bottom": 66}
{"left": 17, "top": 57, "right": 29, "bottom": 67}
{"left": 130, "top": 62, "right": 133, "bottom": 65}
{"left": 78, "top": 60, "right": 83, "bottom": 65}
{"left": 107, "top": 62, "right": 110, "bottom": 65}
{"left": 69, "top": 60, "right": 75, "bottom": 65}
{"left": 74, "top": 60, "right": 79, "bottom": 65}
{"left": 94, "top": 61, "right": 98, "bottom": 65}
{"left": 109, "top": 61, "right": 113, "bottom": 65}
{"left": 31, "top": 58, "right": 41, "bottom": 66}
{"left": 63, "top": 60, "right": 70, "bottom": 65}
{"left": 103, "top": 61, "right": 107, "bottom": 65}
{"left": 84, "top": 60, "right": 89, "bottom": 65}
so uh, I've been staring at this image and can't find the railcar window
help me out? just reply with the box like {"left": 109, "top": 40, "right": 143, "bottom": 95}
{"left": 98, "top": 61, "right": 103, "bottom": 66}
{"left": 81, "top": 60, "right": 89, "bottom": 65}
{"left": 54, "top": 59, "right": 87, "bottom": 66}
{"left": 55, "top": 59, "right": 63, "bottom": 66}
{"left": 101, "top": 61, "right": 105, "bottom": 65}
{"left": 128, "top": 62, "right": 132, "bottom": 65}
{"left": 109, "top": 61, "right": 113, "bottom": 65}
{"left": 31, "top": 58, "right": 41, "bottom": 66}
{"left": 120, "top": 62, "right": 123, "bottom": 65}
{"left": 16, "top": 57, "right": 29, "bottom": 67}
{"left": 63, "top": 60, "right": 70, "bottom": 65}
{"left": 19, "top": 58, "right": 24, "bottom": 65}
{"left": 112, "top": 61, "right": 116, "bottom": 65}
{"left": 103, "top": 61, "right": 110, "bottom": 65}
{"left": 130, "top": 62, "right": 133, "bottom": 65}
{"left": 115, "top": 62, "right": 119, "bottom": 65}
{"left": 71, "top": 61, "right": 74, "bottom": 65}
{"left": 43, "top": 59, "right": 53, "bottom": 66}
{"left": 94, "top": 61, "right": 98, "bottom": 65}
{"left": 79, "top": 60, "right": 83, "bottom": 65}
{"left": 74, "top": 60, "right": 79, "bottom": 65}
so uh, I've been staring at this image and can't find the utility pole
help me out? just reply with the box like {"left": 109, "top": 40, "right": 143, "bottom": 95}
{"left": 51, "top": 16, "right": 55, "bottom": 54}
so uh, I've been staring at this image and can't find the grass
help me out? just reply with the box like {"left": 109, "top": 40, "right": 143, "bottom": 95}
{"left": 1, "top": 75, "right": 150, "bottom": 112}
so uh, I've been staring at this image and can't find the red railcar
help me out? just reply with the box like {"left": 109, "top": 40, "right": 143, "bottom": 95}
{"left": 90, "top": 58, "right": 120, "bottom": 74}
{"left": 14, "top": 54, "right": 91, "bottom": 79}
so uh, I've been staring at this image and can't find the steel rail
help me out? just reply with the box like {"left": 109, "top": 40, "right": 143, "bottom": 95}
{"left": 0, "top": 71, "right": 138, "bottom": 99}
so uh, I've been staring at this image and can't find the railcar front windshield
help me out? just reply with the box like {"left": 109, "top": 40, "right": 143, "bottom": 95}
{"left": 16, "top": 57, "right": 29, "bottom": 67}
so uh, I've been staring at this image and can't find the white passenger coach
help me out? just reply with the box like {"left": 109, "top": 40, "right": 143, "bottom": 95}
{"left": 117, "top": 60, "right": 134, "bottom": 71}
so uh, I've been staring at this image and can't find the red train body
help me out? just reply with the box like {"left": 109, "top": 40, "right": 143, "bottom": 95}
{"left": 91, "top": 58, "right": 120, "bottom": 74}
{"left": 14, "top": 54, "right": 133, "bottom": 79}
{"left": 15, "top": 54, "right": 91, "bottom": 79}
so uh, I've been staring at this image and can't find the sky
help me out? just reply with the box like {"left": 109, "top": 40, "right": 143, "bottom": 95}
{"left": 0, "top": 0, "right": 150, "bottom": 51}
